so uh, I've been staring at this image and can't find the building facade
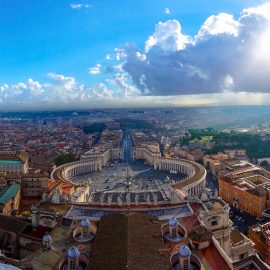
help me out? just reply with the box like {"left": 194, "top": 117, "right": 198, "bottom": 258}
{"left": 248, "top": 222, "right": 270, "bottom": 265}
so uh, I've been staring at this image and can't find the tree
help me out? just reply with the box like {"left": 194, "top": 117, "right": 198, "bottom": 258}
{"left": 54, "top": 153, "right": 76, "bottom": 166}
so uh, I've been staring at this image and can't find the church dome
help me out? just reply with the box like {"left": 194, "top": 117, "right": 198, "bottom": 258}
{"left": 80, "top": 218, "right": 91, "bottom": 227}
{"left": 178, "top": 245, "right": 192, "bottom": 257}
{"left": 169, "top": 217, "right": 178, "bottom": 227}
{"left": 67, "top": 246, "right": 80, "bottom": 258}
{"left": 42, "top": 234, "right": 52, "bottom": 242}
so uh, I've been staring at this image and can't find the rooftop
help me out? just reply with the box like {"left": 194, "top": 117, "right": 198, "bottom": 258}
{"left": 30, "top": 224, "right": 91, "bottom": 270}
{"left": 0, "top": 214, "right": 28, "bottom": 234}
{"left": 203, "top": 199, "right": 225, "bottom": 211}
{"left": 0, "top": 184, "right": 20, "bottom": 206}
{"left": 0, "top": 159, "right": 22, "bottom": 164}
{"left": 230, "top": 229, "right": 244, "bottom": 245}
{"left": 88, "top": 213, "right": 170, "bottom": 270}
{"left": 37, "top": 202, "right": 72, "bottom": 216}
{"left": 193, "top": 243, "right": 231, "bottom": 270}
{"left": 189, "top": 225, "right": 212, "bottom": 243}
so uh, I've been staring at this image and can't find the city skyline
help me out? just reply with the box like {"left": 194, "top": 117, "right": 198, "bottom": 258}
{"left": 1, "top": 0, "right": 270, "bottom": 110}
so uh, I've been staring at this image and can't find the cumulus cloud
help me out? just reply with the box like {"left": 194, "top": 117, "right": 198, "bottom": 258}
{"left": 196, "top": 13, "right": 239, "bottom": 38}
{"left": 91, "top": 83, "right": 113, "bottom": 98}
{"left": 0, "top": 73, "right": 114, "bottom": 108}
{"left": 0, "top": 73, "right": 146, "bottom": 110}
{"left": 122, "top": 2, "right": 270, "bottom": 96}
{"left": 2, "top": 73, "right": 270, "bottom": 110}
{"left": 145, "top": 20, "right": 189, "bottom": 53}
{"left": 114, "top": 73, "right": 142, "bottom": 97}
{"left": 89, "top": 64, "right": 101, "bottom": 75}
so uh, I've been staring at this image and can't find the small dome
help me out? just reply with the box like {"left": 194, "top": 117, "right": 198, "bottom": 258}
{"left": 80, "top": 218, "right": 91, "bottom": 227}
{"left": 67, "top": 246, "right": 80, "bottom": 258}
{"left": 42, "top": 234, "right": 52, "bottom": 242}
{"left": 31, "top": 205, "right": 37, "bottom": 213}
{"left": 169, "top": 217, "right": 178, "bottom": 227}
{"left": 178, "top": 245, "right": 191, "bottom": 257}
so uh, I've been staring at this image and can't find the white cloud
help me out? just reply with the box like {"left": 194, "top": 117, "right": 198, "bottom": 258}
{"left": 145, "top": 20, "right": 189, "bottom": 53}
{"left": 70, "top": 3, "right": 91, "bottom": 9}
{"left": 164, "top": 8, "right": 171, "bottom": 15}
{"left": 91, "top": 83, "right": 113, "bottom": 98}
{"left": 136, "top": 51, "right": 146, "bottom": 61}
{"left": 89, "top": 64, "right": 101, "bottom": 75}
{"left": 242, "top": 3, "right": 270, "bottom": 20}
{"left": 3, "top": 2, "right": 270, "bottom": 109}
{"left": 0, "top": 73, "right": 141, "bottom": 109}
{"left": 114, "top": 73, "right": 141, "bottom": 97}
{"left": 3, "top": 73, "right": 270, "bottom": 110}
{"left": 123, "top": 2, "right": 270, "bottom": 96}
{"left": 197, "top": 13, "right": 240, "bottom": 38}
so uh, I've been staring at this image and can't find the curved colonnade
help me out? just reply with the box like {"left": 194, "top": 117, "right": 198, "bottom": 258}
{"left": 51, "top": 159, "right": 102, "bottom": 186}
{"left": 51, "top": 147, "right": 206, "bottom": 203}
{"left": 133, "top": 147, "right": 206, "bottom": 197}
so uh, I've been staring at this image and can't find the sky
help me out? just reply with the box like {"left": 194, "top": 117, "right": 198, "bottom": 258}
{"left": 0, "top": 0, "right": 270, "bottom": 110}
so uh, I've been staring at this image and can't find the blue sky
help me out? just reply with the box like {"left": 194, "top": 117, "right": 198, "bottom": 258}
{"left": 0, "top": 0, "right": 270, "bottom": 110}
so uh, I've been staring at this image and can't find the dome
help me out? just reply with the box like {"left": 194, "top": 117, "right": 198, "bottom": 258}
{"left": 80, "top": 218, "right": 91, "bottom": 227}
{"left": 0, "top": 263, "right": 21, "bottom": 270}
{"left": 169, "top": 217, "right": 178, "bottom": 227}
{"left": 42, "top": 234, "right": 52, "bottom": 242}
{"left": 67, "top": 246, "right": 80, "bottom": 258}
{"left": 178, "top": 245, "right": 191, "bottom": 257}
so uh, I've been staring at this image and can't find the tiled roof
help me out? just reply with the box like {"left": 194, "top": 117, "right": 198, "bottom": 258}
{"left": 0, "top": 214, "right": 28, "bottom": 234}
{"left": 88, "top": 213, "right": 170, "bottom": 270}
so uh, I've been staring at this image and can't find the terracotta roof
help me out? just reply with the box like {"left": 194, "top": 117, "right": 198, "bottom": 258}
{"left": 181, "top": 203, "right": 201, "bottom": 233}
{"left": 88, "top": 213, "right": 170, "bottom": 270}
{"left": 195, "top": 243, "right": 231, "bottom": 270}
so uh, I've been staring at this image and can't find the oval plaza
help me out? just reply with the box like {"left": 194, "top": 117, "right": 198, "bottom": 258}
{"left": 51, "top": 130, "right": 206, "bottom": 219}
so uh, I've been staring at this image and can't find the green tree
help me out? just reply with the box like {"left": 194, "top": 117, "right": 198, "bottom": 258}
{"left": 54, "top": 153, "right": 76, "bottom": 166}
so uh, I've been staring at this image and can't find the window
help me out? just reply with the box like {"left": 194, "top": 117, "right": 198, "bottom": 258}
{"left": 211, "top": 220, "right": 218, "bottom": 226}
{"left": 183, "top": 258, "right": 189, "bottom": 270}
{"left": 240, "top": 253, "right": 246, "bottom": 260}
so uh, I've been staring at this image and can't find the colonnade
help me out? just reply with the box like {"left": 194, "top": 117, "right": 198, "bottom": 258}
{"left": 133, "top": 147, "right": 206, "bottom": 197}
{"left": 63, "top": 161, "right": 102, "bottom": 179}
{"left": 158, "top": 160, "right": 195, "bottom": 176}
{"left": 51, "top": 147, "right": 207, "bottom": 203}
